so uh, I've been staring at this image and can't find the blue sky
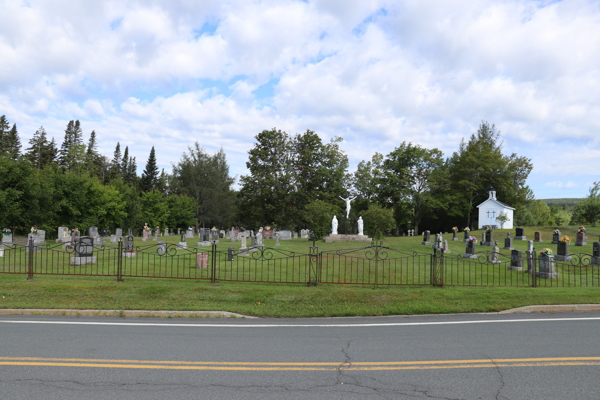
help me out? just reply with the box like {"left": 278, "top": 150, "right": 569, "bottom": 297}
{"left": 1, "top": 0, "right": 599, "bottom": 199}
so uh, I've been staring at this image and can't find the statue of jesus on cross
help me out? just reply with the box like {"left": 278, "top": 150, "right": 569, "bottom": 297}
{"left": 339, "top": 195, "right": 356, "bottom": 220}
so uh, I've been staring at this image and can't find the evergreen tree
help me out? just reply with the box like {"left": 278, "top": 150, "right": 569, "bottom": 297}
{"left": 5, "top": 124, "right": 21, "bottom": 160}
{"left": 140, "top": 146, "right": 159, "bottom": 192}
{"left": 72, "top": 120, "right": 83, "bottom": 147}
{"left": 59, "top": 120, "right": 75, "bottom": 167}
{"left": 110, "top": 142, "right": 122, "bottom": 180}
{"left": 86, "top": 130, "right": 100, "bottom": 175}
{"left": 25, "top": 126, "right": 50, "bottom": 168}
{"left": 121, "top": 146, "right": 129, "bottom": 177}
{"left": 126, "top": 156, "right": 137, "bottom": 185}
{"left": 0, "top": 115, "right": 11, "bottom": 155}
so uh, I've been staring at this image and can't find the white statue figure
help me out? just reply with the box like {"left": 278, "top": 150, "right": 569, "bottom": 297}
{"left": 357, "top": 216, "right": 364, "bottom": 236}
{"left": 339, "top": 195, "right": 356, "bottom": 219}
{"left": 332, "top": 215, "right": 338, "bottom": 235}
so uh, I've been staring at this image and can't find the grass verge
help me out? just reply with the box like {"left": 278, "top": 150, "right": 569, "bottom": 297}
{"left": 1, "top": 274, "right": 600, "bottom": 318}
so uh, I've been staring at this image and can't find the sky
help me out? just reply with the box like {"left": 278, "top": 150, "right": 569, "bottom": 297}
{"left": 1, "top": 0, "right": 599, "bottom": 199}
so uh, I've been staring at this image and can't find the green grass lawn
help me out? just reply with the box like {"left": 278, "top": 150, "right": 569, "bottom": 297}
{"left": 0, "top": 226, "right": 599, "bottom": 317}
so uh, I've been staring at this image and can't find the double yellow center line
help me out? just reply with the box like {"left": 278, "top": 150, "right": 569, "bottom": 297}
{"left": 1, "top": 357, "right": 600, "bottom": 371}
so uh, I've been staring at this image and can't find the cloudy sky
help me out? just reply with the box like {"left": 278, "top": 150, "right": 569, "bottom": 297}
{"left": 1, "top": 0, "right": 599, "bottom": 198}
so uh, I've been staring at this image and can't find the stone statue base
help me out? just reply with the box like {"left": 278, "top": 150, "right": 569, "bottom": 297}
{"left": 324, "top": 234, "right": 372, "bottom": 243}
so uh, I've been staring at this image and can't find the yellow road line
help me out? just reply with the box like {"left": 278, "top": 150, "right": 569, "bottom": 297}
{"left": 0, "top": 357, "right": 600, "bottom": 371}
{"left": 1, "top": 356, "right": 600, "bottom": 366}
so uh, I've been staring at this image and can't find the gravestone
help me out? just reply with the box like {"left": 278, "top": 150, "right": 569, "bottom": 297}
{"left": 537, "top": 253, "right": 558, "bottom": 279}
{"left": 555, "top": 241, "right": 572, "bottom": 262}
{"left": 508, "top": 250, "right": 524, "bottom": 271}
{"left": 71, "top": 236, "right": 96, "bottom": 265}
{"left": 37, "top": 230, "right": 46, "bottom": 243}
{"left": 102, "top": 228, "right": 109, "bottom": 237}
{"left": 592, "top": 242, "right": 600, "bottom": 266}
{"left": 443, "top": 240, "right": 450, "bottom": 254}
{"left": 123, "top": 234, "right": 136, "bottom": 257}
{"left": 452, "top": 230, "right": 457, "bottom": 241}
{"left": 196, "top": 253, "right": 209, "bottom": 268}
{"left": 186, "top": 228, "right": 194, "bottom": 239}
{"left": 240, "top": 235, "right": 248, "bottom": 256}
{"left": 490, "top": 242, "right": 500, "bottom": 264}
{"left": 2, "top": 229, "right": 13, "bottom": 245}
{"left": 515, "top": 227, "right": 526, "bottom": 240}
{"left": 534, "top": 232, "right": 542, "bottom": 242}
{"left": 56, "top": 227, "right": 70, "bottom": 243}
{"left": 88, "top": 226, "right": 98, "bottom": 238}
{"left": 279, "top": 230, "right": 292, "bottom": 240}
{"left": 256, "top": 232, "right": 263, "bottom": 247}
{"left": 433, "top": 233, "right": 442, "bottom": 249}
{"left": 157, "top": 240, "right": 167, "bottom": 255}
{"left": 142, "top": 226, "right": 149, "bottom": 241}
{"left": 276, "top": 233, "right": 280, "bottom": 246}
{"left": 504, "top": 237, "right": 513, "bottom": 250}
{"left": 111, "top": 235, "right": 117, "bottom": 243}
{"left": 71, "top": 230, "right": 80, "bottom": 245}
{"left": 220, "top": 230, "right": 225, "bottom": 239}
{"left": 227, "top": 246, "right": 234, "bottom": 261}
{"left": 422, "top": 230, "right": 430, "bottom": 246}
{"left": 485, "top": 230, "right": 493, "bottom": 246}
{"left": 178, "top": 232, "right": 187, "bottom": 249}
{"left": 154, "top": 227, "right": 160, "bottom": 241}
{"left": 292, "top": 232, "right": 298, "bottom": 239}
{"left": 527, "top": 241, "right": 534, "bottom": 272}
{"left": 0, "top": 245, "right": 3, "bottom": 257}
{"left": 463, "top": 230, "right": 470, "bottom": 243}
{"left": 463, "top": 239, "right": 477, "bottom": 259}
{"left": 164, "top": 228, "right": 169, "bottom": 237}
{"left": 576, "top": 232, "right": 587, "bottom": 246}
{"left": 127, "top": 228, "right": 132, "bottom": 236}
{"left": 551, "top": 230, "right": 560, "bottom": 245}
{"left": 481, "top": 232, "right": 486, "bottom": 245}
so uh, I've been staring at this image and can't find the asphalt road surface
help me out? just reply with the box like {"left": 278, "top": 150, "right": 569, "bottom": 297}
{"left": 1, "top": 312, "right": 600, "bottom": 399}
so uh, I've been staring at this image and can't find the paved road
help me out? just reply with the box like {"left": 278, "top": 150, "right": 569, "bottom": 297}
{"left": 1, "top": 312, "right": 600, "bottom": 399}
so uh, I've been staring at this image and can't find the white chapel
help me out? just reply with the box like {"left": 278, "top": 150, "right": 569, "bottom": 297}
{"left": 476, "top": 190, "right": 515, "bottom": 229}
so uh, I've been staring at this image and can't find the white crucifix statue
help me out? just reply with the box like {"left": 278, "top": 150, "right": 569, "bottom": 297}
{"left": 339, "top": 195, "right": 356, "bottom": 219}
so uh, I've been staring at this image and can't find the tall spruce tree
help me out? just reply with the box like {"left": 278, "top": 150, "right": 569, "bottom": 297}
{"left": 110, "top": 142, "right": 122, "bottom": 180}
{"left": 5, "top": 124, "right": 21, "bottom": 160}
{"left": 86, "top": 130, "right": 100, "bottom": 175}
{"left": 25, "top": 126, "right": 53, "bottom": 168}
{"left": 121, "top": 146, "right": 129, "bottom": 177}
{"left": 59, "top": 120, "right": 75, "bottom": 168}
{"left": 0, "top": 115, "right": 11, "bottom": 156}
{"left": 140, "top": 147, "right": 158, "bottom": 192}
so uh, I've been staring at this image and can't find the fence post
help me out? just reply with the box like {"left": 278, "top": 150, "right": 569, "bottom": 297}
{"left": 531, "top": 245, "right": 537, "bottom": 288}
{"left": 117, "top": 238, "right": 124, "bottom": 282}
{"left": 27, "top": 237, "right": 34, "bottom": 280}
{"left": 210, "top": 240, "right": 217, "bottom": 283}
{"left": 309, "top": 239, "right": 318, "bottom": 286}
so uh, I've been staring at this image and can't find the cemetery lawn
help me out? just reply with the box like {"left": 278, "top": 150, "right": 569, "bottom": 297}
{"left": 1, "top": 225, "right": 599, "bottom": 318}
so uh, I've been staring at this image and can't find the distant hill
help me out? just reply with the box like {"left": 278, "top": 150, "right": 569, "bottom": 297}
{"left": 541, "top": 198, "right": 584, "bottom": 207}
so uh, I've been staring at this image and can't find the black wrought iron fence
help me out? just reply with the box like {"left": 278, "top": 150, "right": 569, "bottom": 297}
{"left": 1, "top": 238, "right": 600, "bottom": 288}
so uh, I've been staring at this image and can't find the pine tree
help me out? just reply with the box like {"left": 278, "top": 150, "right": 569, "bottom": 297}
{"left": 110, "top": 142, "right": 122, "bottom": 180}
{"left": 86, "top": 130, "right": 100, "bottom": 175}
{"left": 140, "top": 146, "right": 158, "bottom": 192}
{"left": 121, "top": 146, "right": 129, "bottom": 177}
{"left": 25, "top": 126, "right": 49, "bottom": 168}
{"left": 59, "top": 120, "right": 75, "bottom": 168}
{"left": 5, "top": 124, "right": 21, "bottom": 160}
{"left": 0, "top": 115, "right": 10, "bottom": 156}
{"left": 126, "top": 156, "right": 137, "bottom": 185}
{"left": 72, "top": 120, "right": 83, "bottom": 147}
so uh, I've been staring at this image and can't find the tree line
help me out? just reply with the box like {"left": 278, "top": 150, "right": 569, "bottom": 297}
{"left": 0, "top": 116, "right": 235, "bottom": 237}
{"left": 1, "top": 115, "right": 597, "bottom": 239}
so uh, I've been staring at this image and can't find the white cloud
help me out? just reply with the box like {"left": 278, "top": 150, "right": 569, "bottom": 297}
{"left": 1, "top": 0, "right": 599, "bottom": 198}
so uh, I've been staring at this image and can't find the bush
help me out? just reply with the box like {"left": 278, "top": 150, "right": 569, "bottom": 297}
{"left": 304, "top": 200, "right": 340, "bottom": 240}
{"left": 362, "top": 205, "right": 395, "bottom": 240}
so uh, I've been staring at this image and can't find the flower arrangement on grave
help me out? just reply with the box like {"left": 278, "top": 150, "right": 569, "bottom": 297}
{"left": 143, "top": 224, "right": 149, "bottom": 231}
{"left": 469, "top": 236, "right": 477, "bottom": 243}
{"left": 577, "top": 226, "right": 586, "bottom": 233}
{"left": 553, "top": 229, "right": 560, "bottom": 234}
{"left": 560, "top": 236, "right": 571, "bottom": 243}
{"left": 485, "top": 226, "right": 493, "bottom": 232}
{"left": 72, "top": 228, "right": 80, "bottom": 233}
{"left": 3, "top": 228, "right": 11, "bottom": 234}
{"left": 540, "top": 248, "right": 553, "bottom": 256}
{"left": 464, "top": 227, "right": 470, "bottom": 232}
{"left": 452, "top": 227, "right": 458, "bottom": 232}
{"left": 156, "top": 225, "right": 160, "bottom": 229}
{"left": 30, "top": 226, "right": 38, "bottom": 234}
